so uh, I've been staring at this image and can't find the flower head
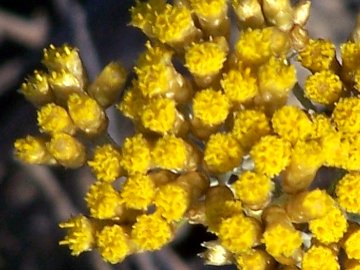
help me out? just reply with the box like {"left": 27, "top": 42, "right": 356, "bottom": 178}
{"left": 87, "top": 144, "right": 122, "bottom": 182}
{"left": 59, "top": 215, "right": 95, "bottom": 256}
{"left": 131, "top": 214, "right": 172, "bottom": 251}
{"left": 96, "top": 225, "right": 131, "bottom": 264}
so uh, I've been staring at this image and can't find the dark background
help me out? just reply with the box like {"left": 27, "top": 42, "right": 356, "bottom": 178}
{"left": 0, "top": 1, "right": 359, "bottom": 269}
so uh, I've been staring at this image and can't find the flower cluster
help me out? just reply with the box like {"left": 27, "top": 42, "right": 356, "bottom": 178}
{"left": 13, "top": 0, "right": 360, "bottom": 269}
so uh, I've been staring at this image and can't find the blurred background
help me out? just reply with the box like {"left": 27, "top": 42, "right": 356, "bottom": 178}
{"left": 0, "top": 1, "right": 359, "bottom": 269}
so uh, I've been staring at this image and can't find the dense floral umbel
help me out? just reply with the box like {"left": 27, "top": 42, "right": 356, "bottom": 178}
{"left": 13, "top": 0, "right": 360, "bottom": 269}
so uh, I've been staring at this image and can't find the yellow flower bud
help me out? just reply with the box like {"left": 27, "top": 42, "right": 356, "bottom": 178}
{"left": 46, "top": 133, "right": 86, "bottom": 168}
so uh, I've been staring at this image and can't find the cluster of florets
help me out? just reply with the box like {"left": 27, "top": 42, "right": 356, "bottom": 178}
{"left": 13, "top": 0, "right": 360, "bottom": 269}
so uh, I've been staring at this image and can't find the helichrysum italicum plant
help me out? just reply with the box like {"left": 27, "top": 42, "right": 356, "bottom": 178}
{"left": 13, "top": 0, "right": 360, "bottom": 269}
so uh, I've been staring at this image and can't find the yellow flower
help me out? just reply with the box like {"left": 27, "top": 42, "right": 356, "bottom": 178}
{"left": 188, "top": 0, "right": 228, "bottom": 19}
{"left": 336, "top": 172, "right": 360, "bottom": 214}
{"left": 152, "top": 135, "right": 196, "bottom": 171}
{"left": 332, "top": 97, "right": 360, "bottom": 134}
{"left": 341, "top": 41, "right": 360, "bottom": 71}
{"left": 37, "top": 103, "right": 76, "bottom": 135}
{"left": 20, "top": 70, "right": 53, "bottom": 106}
{"left": 257, "top": 57, "right": 296, "bottom": 100}
{"left": 129, "top": 0, "right": 166, "bottom": 36}
{"left": 218, "top": 214, "right": 261, "bottom": 254}
{"left": 14, "top": 136, "right": 55, "bottom": 165}
{"left": 220, "top": 68, "right": 258, "bottom": 105}
{"left": 343, "top": 227, "right": 360, "bottom": 260}
{"left": 233, "top": 171, "right": 273, "bottom": 209}
{"left": 59, "top": 215, "right": 95, "bottom": 256}
{"left": 298, "top": 39, "right": 337, "bottom": 72}
{"left": 262, "top": 223, "right": 302, "bottom": 260}
{"left": 121, "top": 174, "right": 156, "bottom": 210}
{"left": 192, "top": 88, "right": 230, "bottom": 126}
{"left": 46, "top": 133, "right": 86, "bottom": 168}
{"left": 235, "top": 28, "right": 273, "bottom": 66}
{"left": 235, "top": 249, "right": 275, "bottom": 270}
{"left": 121, "top": 133, "right": 151, "bottom": 175}
{"left": 140, "top": 97, "right": 177, "bottom": 134}
{"left": 96, "top": 225, "right": 131, "bottom": 264}
{"left": 304, "top": 71, "right": 342, "bottom": 105}
{"left": 231, "top": 109, "right": 270, "bottom": 150}
{"left": 309, "top": 205, "right": 348, "bottom": 244}
{"left": 131, "top": 214, "right": 172, "bottom": 251}
{"left": 42, "top": 44, "right": 85, "bottom": 83}
{"left": 250, "top": 135, "right": 291, "bottom": 177}
{"left": 135, "top": 62, "right": 173, "bottom": 98}
{"left": 152, "top": 4, "right": 197, "bottom": 45}
{"left": 310, "top": 113, "right": 334, "bottom": 139}
{"left": 185, "top": 41, "right": 227, "bottom": 77}
{"left": 85, "top": 182, "right": 122, "bottom": 219}
{"left": 272, "top": 105, "right": 312, "bottom": 144}
{"left": 67, "top": 93, "right": 107, "bottom": 135}
{"left": 154, "top": 183, "right": 190, "bottom": 222}
{"left": 116, "top": 85, "right": 145, "bottom": 120}
{"left": 204, "top": 133, "right": 243, "bottom": 173}
{"left": 302, "top": 245, "right": 340, "bottom": 270}
{"left": 87, "top": 144, "right": 122, "bottom": 182}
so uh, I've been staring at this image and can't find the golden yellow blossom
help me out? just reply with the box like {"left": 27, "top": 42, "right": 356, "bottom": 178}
{"left": 333, "top": 97, "right": 360, "bottom": 134}
{"left": 309, "top": 205, "right": 348, "bottom": 244}
{"left": 116, "top": 85, "right": 145, "bottom": 120}
{"left": 258, "top": 56, "right": 296, "bottom": 100}
{"left": 262, "top": 223, "right": 302, "bottom": 260}
{"left": 121, "top": 174, "right": 156, "bottom": 210}
{"left": 20, "top": 70, "right": 53, "bottom": 106}
{"left": 67, "top": 93, "right": 107, "bottom": 135}
{"left": 235, "top": 249, "right": 275, "bottom": 270}
{"left": 154, "top": 183, "right": 190, "bottom": 222}
{"left": 96, "top": 225, "right": 131, "bottom": 264}
{"left": 14, "top": 136, "right": 55, "bottom": 165}
{"left": 233, "top": 171, "right": 273, "bottom": 210}
{"left": 140, "top": 97, "right": 177, "bottom": 134}
{"left": 235, "top": 28, "right": 273, "bottom": 66}
{"left": 304, "top": 71, "right": 342, "bottom": 105}
{"left": 272, "top": 105, "right": 312, "bottom": 144}
{"left": 131, "top": 214, "right": 172, "bottom": 251}
{"left": 42, "top": 44, "right": 85, "bottom": 86}
{"left": 302, "top": 245, "right": 340, "bottom": 270}
{"left": 185, "top": 40, "right": 227, "bottom": 77}
{"left": 59, "top": 215, "right": 95, "bottom": 256}
{"left": 220, "top": 68, "right": 258, "bottom": 105}
{"left": 121, "top": 134, "right": 151, "bottom": 175}
{"left": 85, "top": 182, "right": 122, "bottom": 219}
{"left": 152, "top": 4, "right": 199, "bottom": 47}
{"left": 152, "top": 135, "right": 197, "bottom": 171}
{"left": 218, "top": 214, "right": 262, "bottom": 254}
{"left": 298, "top": 39, "right": 337, "bottom": 72}
{"left": 204, "top": 133, "right": 243, "bottom": 173}
{"left": 37, "top": 103, "right": 76, "bottom": 135}
{"left": 336, "top": 172, "right": 360, "bottom": 214}
{"left": 87, "top": 144, "right": 122, "bottom": 182}
{"left": 250, "top": 135, "right": 291, "bottom": 177}
{"left": 192, "top": 88, "right": 230, "bottom": 126}
{"left": 46, "top": 133, "right": 86, "bottom": 168}
{"left": 231, "top": 109, "right": 271, "bottom": 150}
{"left": 343, "top": 227, "right": 360, "bottom": 260}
